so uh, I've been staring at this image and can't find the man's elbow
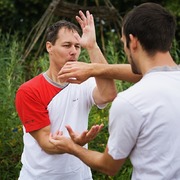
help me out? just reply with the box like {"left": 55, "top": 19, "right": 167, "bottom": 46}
{"left": 107, "top": 172, "right": 118, "bottom": 177}
{"left": 101, "top": 166, "right": 119, "bottom": 177}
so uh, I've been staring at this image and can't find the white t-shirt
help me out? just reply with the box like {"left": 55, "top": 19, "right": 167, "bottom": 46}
{"left": 20, "top": 77, "right": 104, "bottom": 180}
{"left": 108, "top": 66, "right": 180, "bottom": 180}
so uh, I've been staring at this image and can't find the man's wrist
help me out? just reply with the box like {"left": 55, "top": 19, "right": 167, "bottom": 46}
{"left": 88, "top": 63, "right": 98, "bottom": 77}
{"left": 70, "top": 140, "right": 82, "bottom": 155}
{"left": 86, "top": 42, "right": 99, "bottom": 52}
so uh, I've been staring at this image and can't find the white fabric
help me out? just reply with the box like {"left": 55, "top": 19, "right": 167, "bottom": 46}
{"left": 19, "top": 78, "right": 102, "bottom": 180}
{"left": 108, "top": 67, "right": 180, "bottom": 180}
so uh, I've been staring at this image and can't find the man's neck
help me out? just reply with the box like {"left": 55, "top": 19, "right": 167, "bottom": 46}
{"left": 140, "top": 51, "right": 177, "bottom": 75}
{"left": 45, "top": 69, "right": 67, "bottom": 86}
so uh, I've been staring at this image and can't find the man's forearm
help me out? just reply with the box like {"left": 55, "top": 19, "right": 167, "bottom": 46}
{"left": 30, "top": 127, "right": 66, "bottom": 155}
{"left": 89, "top": 63, "right": 142, "bottom": 83}
{"left": 87, "top": 43, "right": 108, "bottom": 64}
{"left": 49, "top": 130, "right": 126, "bottom": 176}
{"left": 87, "top": 43, "right": 117, "bottom": 104}
{"left": 72, "top": 143, "right": 110, "bottom": 174}
{"left": 70, "top": 143, "right": 125, "bottom": 176}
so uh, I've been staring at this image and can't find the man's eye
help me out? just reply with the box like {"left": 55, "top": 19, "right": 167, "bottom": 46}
{"left": 63, "top": 45, "right": 70, "bottom": 48}
{"left": 75, "top": 45, "right": 81, "bottom": 49}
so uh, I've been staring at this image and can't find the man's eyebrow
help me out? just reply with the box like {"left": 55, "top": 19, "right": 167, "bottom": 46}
{"left": 62, "top": 41, "right": 81, "bottom": 46}
{"left": 62, "top": 41, "right": 72, "bottom": 44}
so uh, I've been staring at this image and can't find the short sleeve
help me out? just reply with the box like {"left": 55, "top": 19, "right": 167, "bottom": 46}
{"left": 86, "top": 77, "right": 107, "bottom": 109}
{"left": 107, "top": 95, "right": 143, "bottom": 160}
{"left": 15, "top": 89, "right": 50, "bottom": 132}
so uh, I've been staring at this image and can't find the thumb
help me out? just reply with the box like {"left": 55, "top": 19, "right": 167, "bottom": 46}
{"left": 65, "top": 125, "right": 74, "bottom": 137}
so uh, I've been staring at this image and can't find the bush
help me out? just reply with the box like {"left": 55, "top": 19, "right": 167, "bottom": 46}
{"left": 0, "top": 32, "right": 25, "bottom": 179}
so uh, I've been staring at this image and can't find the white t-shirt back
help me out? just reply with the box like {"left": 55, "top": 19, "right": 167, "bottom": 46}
{"left": 108, "top": 67, "right": 180, "bottom": 180}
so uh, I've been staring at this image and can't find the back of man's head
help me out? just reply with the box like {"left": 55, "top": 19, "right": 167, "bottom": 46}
{"left": 122, "top": 3, "right": 176, "bottom": 55}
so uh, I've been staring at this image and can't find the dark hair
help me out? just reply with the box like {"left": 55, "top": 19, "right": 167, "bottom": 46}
{"left": 122, "top": 3, "right": 176, "bottom": 55}
{"left": 46, "top": 20, "right": 81, "bottom": 45}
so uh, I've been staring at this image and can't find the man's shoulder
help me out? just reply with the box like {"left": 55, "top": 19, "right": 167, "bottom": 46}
{"left": 18, "top": 74, "right": 44, "bottom": 90}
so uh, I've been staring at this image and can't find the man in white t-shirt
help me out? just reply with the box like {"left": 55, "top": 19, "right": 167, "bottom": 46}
{"left": 16, "top": 11, "right": 118, "bottom": 180}
{"left": 49, "top": 3, "right": 180, "bottom": 180}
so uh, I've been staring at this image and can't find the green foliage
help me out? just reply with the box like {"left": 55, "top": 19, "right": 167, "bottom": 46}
{"left": 104, "top": 32, "right": 125, "bottom": 64}
{"left": 78, "top": 48, "right": 91, "bottom": 63}
{"left": 0, "top": 0, "right": 180, "bottom": 43}
{"left": 0, "top": 32, "right": 25, "bottom": 179}
{"left": 163, "top": 0, "right": 180, "bottom": 40}
{"left": 0, "top": 0, "right": 49, "bottom": 35}
{"left": 29, "top": 53, "right": 49, "bottom": 77}
{"left": 171, "top": 39, "right": 180, "bottom": 64}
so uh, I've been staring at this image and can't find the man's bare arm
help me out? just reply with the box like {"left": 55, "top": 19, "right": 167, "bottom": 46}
{"left": 49, "top": 135, "right": 126, "bottom": 176}
{"left": 30, "top": 124, "right": 104, "bottom": 154}
{"left": 30, "top": 125, "right": 64, "bottom": 154}
{"left": 58, "top": 62, "right": 142, "bottom": 84}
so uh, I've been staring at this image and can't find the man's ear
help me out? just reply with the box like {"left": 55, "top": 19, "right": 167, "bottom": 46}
{"left": 129, "top": 34, "right": 138, "bottom": 50}
{"left": 46, "top": 41, "right": 52, "bottom": 53}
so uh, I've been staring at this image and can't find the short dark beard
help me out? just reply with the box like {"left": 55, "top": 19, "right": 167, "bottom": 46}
{"left": 129, "top": 54, "right": 141, "bottom": 75}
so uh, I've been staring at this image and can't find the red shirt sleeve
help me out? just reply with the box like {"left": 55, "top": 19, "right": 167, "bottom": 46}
{"left": 16, "top": 88, "right": 50, "bottom": 132}
{"left": 15, "top": 74, "right": 61, "bottom": 133}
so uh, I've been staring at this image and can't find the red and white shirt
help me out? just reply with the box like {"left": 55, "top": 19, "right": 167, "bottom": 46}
{"left": 16, "top": 72, "right": 103, "bottom": 179}
{"left": 16, "top": 73, "right": 66, "bottom": 132}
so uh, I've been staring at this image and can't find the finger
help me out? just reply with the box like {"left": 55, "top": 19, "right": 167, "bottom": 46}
{"left": 65, "top": 78, "right": 81, "bottom": 84}
{"left": 53, "top": 131, "right": 63, "bottom": 139}
{"left": 98, "top": 124, "right": 104, "bottom": 132}
{"left": 58, "top": 64, "right": 77, "bottom": 76}
{"left": 86, "top": 126, "right": 98, "bottom": 138}
{"left": 86, "top": 124, "right": 104, "bottom": 138}
{"left": 49, "top": 137, "right": 57, "bottom": 145}
{"left": 58, "top": 71, "right": 76, "bottom": 80}
{"left": 66, "top": 125, "right": 73, "bottom": 134}
{"left": 66, "top": 125, "right": 77, "bottom": 138}
{"left": 80, "top": 130, "right": 89, "bottom": 138}
{"left": 76, "top": 16, "right": 84, "bottom": 29}
{"left": 58, "top": 77, "right": 80, "bottom": 84}
{"left": 58, "top": 70, "right": 77, "bottom": 82}
{"left": 76, "top": 10, "right": 87, "bottom": 29}
{"left": 58, "top": 65, "right": 73, "bottom": 75}
{"left": 86, "top": 10, "right": 92, "bottom": 24}
{"left": 53, "top": 130, "right": 60, "bottom": 138}
{"left": 49, "top": 133, "right": 53, "bottom": 139}
{"left": 86, "top": 10, "right": 90, "bottom": 17}
{"left": 57, "top": 131, "right": 63, "bottom": 136}
{"left": 79, "top": 10, "right": 87, "bottom": 23}
{"left": 74, "top": 33, "right": 81, "bottom": 43}
{"left": 58, "top": 69, "right": 73, "bottom": 76}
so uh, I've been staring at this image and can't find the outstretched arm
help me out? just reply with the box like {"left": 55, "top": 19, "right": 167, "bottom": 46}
{"left": 49, "top": 134, "right": 126, "bottom": 176}
{"left": 58, "top": 62, "right": 142, "bottom": 84}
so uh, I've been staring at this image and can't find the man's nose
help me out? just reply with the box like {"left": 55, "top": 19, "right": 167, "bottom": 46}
{"left": 70, "top": 46, "right": 77, "bottom": 55}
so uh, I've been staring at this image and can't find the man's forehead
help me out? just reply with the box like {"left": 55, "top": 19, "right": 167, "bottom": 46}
{"left": 57, "top": 28, "right": 79, "bottom": 44}
{"left": 58, "top": 27, "right": 78, "bottom": 34}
